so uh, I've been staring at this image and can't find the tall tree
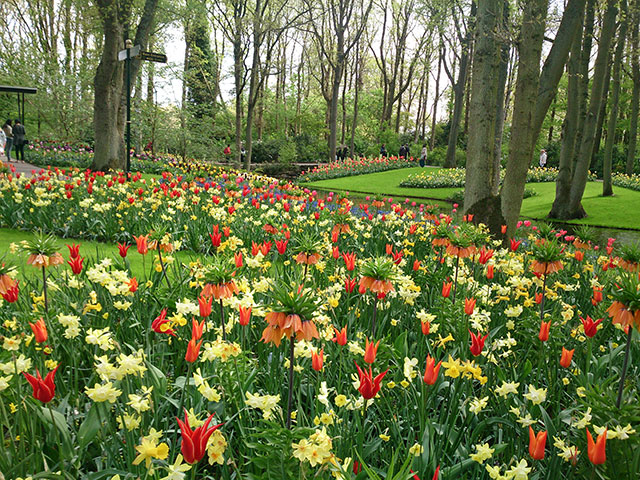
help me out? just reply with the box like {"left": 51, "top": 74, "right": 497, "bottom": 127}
{"left": 626, "top": 1, "right": 640, "bottom": 174}
{"left": 307, "top": 0, "right": 374, "bottom": 162}
{"left": 602, "top": 0, "right": 628, "bottom": 196}
{"left": 500, "top": 0, "right": 548, "bottom": 236}
{"left": 463, "top": 0, "right": 503, "bottom": 222}
{"left": 91, "top": 0, "right": 159, "bottom": 171}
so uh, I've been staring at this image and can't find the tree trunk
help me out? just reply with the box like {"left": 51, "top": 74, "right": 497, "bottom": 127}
{"left": 626, "top": 7, "right": 639, "bottom": 175}
{"left": 493, "top": 0, "right": 510, "bottom": 195}
{"left": 549, "top": 12, "right": 584, "bottom": 217}
{"left": 564, "top": 0, "right": 618, "bottom": 218}
{"left": 603, "top": 0, "right": 628, "bottom": 196}
{"left": 445, "top": 3, "right": 475, "bottom": 168}
{"left": 245, "top": 1, "right": 261, "bottom": 171}
{"left": 92, "top": 0, "right": 158, "bottom": 171}
{"left": 430, "top": 43, "right": 443, "bottom": 150}
{"left": 350, "top": 46, "right": 362, "bottom": 156}
{"left": 500, "top": 0, "right": 548, "bottom": 236}
{"left": 464, "top": 0, "right": 503, "bottom": 223}
{"left": 592, "top": 59, "right": 612, "bottom": 161}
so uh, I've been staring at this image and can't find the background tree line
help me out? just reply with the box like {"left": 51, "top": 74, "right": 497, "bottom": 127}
{"left": 1, "top": 0, "right": 639, "bottom": 230}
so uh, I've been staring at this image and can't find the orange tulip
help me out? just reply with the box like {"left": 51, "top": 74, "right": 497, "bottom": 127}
{"left": 133, "top": 234, "right": 149, "bottom": 255}
{"left": 528, "top": 426, "right": 547, "bottom": 460}
{"left": 486, "top": 264, "right": 494, "bottom": 279}
{"left": 441, "top": 281, "right": 452, "bottom": 298}
{"left": 185, "top": 336, "right": 203, "bottom": 363}
{"left": 191, "top": 318, "right": 205, "bottom": 340}
{"left": 239, "top": 306, "right": 252, "bottom": 326}
{"left": 586, "top": 428, "right": 607, "bottom": 465}
{"left": 420, "top": 320, "right": 430, "bottom": 335}
{"left": 29, "top": 318, "right": 48, "bottom": 344}
{"left": 539, "top": 320, "right": 551, "bottom": 342}
{"left": 364, "top": 338, "right": 380, "bottom": 364}
{"left": 559, "top": 347, "right": 574, "bottom": 368}
{"left": 464, "top": 297, "right": 476, "bottom": 315}
{"left": 333, "top": 325, "right": 347, "bottom": 346}
{"left": 198, "top": 294, "right": 213, "bottom": 318}
{"left": 422, "top": 355, "right": 442, "bottom": 385}
{"left": 311, "top": 348, "right": 324, "bottom": 371}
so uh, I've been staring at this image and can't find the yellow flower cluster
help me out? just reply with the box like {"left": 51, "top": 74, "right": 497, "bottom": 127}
{"left": 292, "top": 427, "right": 334, "bottom": 467}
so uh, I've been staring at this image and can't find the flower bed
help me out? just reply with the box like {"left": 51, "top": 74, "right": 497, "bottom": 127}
{"left": 299, "top": 156, "right": 416, "bottom": 182}
{"left": 0, "top": 165, "right": 638, "bottom": 479}
{"left": 611, "top": 172, "right": 640, "bottom": 192}
{"left": 400, "top": 167, "right": 596, "bottom": 189}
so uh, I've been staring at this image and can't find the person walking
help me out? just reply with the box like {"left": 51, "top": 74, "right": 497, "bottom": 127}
{"left": 420, "top": 144, "right": 427, "bottom": 167}
{"left": 539, "top": 148, "right": 547, "bottom": 167}
{"left": 380, "top": 144, "right": 387, "bottom": 158}
{"left": 13, "top": 119, "right": 26, "bottom": 162}
{"left": 2, "top": 120, "right": 12, "bottom": 162}
{"left": 399, "top": 143, "right": 407, "bottom": 159}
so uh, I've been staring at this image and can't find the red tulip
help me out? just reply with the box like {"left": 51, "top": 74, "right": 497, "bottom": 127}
{"left": 68, "top": 256, "right": 84, "bottom": 275}
{"left": 342, "top": 252, "right": 356, "bottom": 271}
{"left": 586, "top": 428, "right": 607, "bottom": 465}
{"left": 535, "top": 292, "right": 543, "bottom": 304}
{"left": 581, "top": 316, "right": 603, "bottom": 338}
{"left": 559, "top": 347, "right": 574, "bottom": 368}
{"left": 529, "top": 426, "right": 547, "bottom": 460}
{"left": 151, "top": 309, "right": 176, "bottom": 336}
{"left": 420, "top": 320, "right": 430, "bottom": 335}
{"left": 117, "top": 242, "right": 131, "bottom": 258}
{"left": 209, "top": 231, "right": 222, "bottom": 248}
{"left": 176, "top": 409, "right": 223, "bottom": 464}
{"left": 332, "top": 245, "right": 340, "bottom": 260}
{"left": 510, "top": 238, "right": 522, "bottom": 252}
{"left": 364, "top": 338, "right": 380, "bottom": 364}
{"left": 486, "top": 264, "right": 494, "bottom": 279}
{"left": 355, "top": 363, "right": 388, "bottom": 399}
{"left": 413, "top": 260, "right": 421, "bottom": 271}
{"left": 477, "top": 247, "right": 494, "bottom": 265}
{"left": 333, "top": 325, "right": 347, "bottom": 345}
{"left": 275, "top": 239, "right": 288, "bottom": 255}
{"left": 66, "top": 243, "right": 81, "bottom": 259}
{"left": 311, "top": 348, "right": 324, "bottom": 371}
{"left": 29, "top": 318, "right": 48, "bottom": 343}
{"left": 23, "top": 365, "right": 60, "bottom": 403}
{"left": 344, "top": 276, "right": 357, "bottom": 293}
{"left": 1, "top": 281, "right": 19, "bottom": 303}
{"left": 422, "top": 355, "right": 442, "bottom": 385}
{"left": 469, "top": 331, "right": 488, "bottom": 356}
{"left": 198, "top": 294, "right": 213, "bottom": 318}
{"left": 441, "top": 281, "right": 452, "bottom": 298}
{"left": 464, "top": 297, "right": 476, "bottom": 315}
{"left": 539, "top": 320, "right": 551, "bottom": 342}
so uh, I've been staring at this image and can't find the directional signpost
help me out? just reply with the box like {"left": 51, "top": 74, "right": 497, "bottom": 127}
{"left": 118, "top": 41, "right": 166, "bottom": 173}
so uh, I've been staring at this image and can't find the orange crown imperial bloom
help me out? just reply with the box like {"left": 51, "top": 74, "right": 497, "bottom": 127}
{"left": 202, "top": 280, "right": 238, "bottom": 300}
{"left": 359, "top": 276, "right": 394, "bottom": 294}
{"left": 261, "top": 311, "right": 319, "bottom": 346}
{"left": 559, "top": 347, "right": 574, "bottom": 368}
{"left": 607, "top": 301, "right": 640, "bottom": 330}
{"left": 423, "top": 355, "right": 442, "bottom": 385}
{"left": 364, "top": 337, "right": 380, "bottom": 364}
{"left": 446, "top": 244, "right": 475, "bottom": 259}
{"left": 530, "top": 260, "right": 564, "bottom": 275}
{"left": 528, "top": 426, "right": 547, "bottom": 460}
{"left": 27, "top": 252, "right": 64, "bottom": 268}
{"left": 586, "top": 428, "right": 607, "bottom": 465}
{"left": 0, "top": 273, "right": 17, "bottom": 295}
{"left": 29, "top": 318, "right": 48, "bottom": 343}
{"left": 295, "top": 252, "right": 321, "bottom": 265}
{"left": 355, "top": 362, "right": 389, "bottom": 400}
{"left": 23, "top": 365, "right": 60, "bottom": 404}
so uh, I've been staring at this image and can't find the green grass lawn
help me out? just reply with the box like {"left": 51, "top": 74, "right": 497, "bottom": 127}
{"left": 302, "top": 167, "right": 461, "bottom": 202}
{"left": 0, "top": 227, "right": 203, "bottom": 281}
{"left": 302, "top": 168, "right": 640, "bottom": 230}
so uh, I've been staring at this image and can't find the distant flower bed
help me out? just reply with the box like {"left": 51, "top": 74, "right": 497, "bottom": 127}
{"left": 299, "top": 156, "right": 415, "bottom": 182}
{"left": 612, "top": 172, "right": 640, "bottom": 192}
{"left": 400, "top": 167, "right": 596, "bottom": 189}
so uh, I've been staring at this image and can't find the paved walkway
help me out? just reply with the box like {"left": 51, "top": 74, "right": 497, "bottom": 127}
{"left": 1, "top": 152, "right": 39, "bottom": 176}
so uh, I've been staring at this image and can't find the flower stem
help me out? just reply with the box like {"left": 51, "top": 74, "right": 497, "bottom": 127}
{"left": 42, "top": 266, "right": 48, "bottom": 313}
{"left": 616, "top": 328, "right": 633, "bottom": 408}
{"left": 157, "top": 248, "right": 171, "bottom": 289}
{"left": 371, "top": 296, "right": 378, "bottom": 337}
{"left": 452, "top": 254, "right": 460, "bottom": 304}
{"left": 539, "top": 273, "right": 547, "bottom": 322}
{"left": 220, "top": 298, "right": 226, "bottom": 340}
{"left": 286, "top": 336, "right": 295, "bottom": 429}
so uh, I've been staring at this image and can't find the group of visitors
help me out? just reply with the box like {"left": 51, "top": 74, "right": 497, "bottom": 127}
{"left": 1, "top": 119, "right": 27, "bottom": 162}
{"left": 380, "top": 142, "right": 429, "bottom": 167}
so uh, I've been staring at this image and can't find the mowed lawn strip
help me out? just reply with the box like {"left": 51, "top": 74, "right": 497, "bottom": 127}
{"left": 301, "top": 167, "right": 461, "bottom": 201}
{"left": 0, "top": 227, "right": 203, "bottom": 281}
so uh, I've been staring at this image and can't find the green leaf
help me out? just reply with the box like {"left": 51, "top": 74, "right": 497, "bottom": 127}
{"left": 77, "top": 403, "right": 103, "bottom": 449}
{"left": 146, "top": 360, "right": 167, "bottom": 394}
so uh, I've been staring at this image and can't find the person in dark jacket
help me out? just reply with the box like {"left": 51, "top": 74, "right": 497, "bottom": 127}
{"left": 12, "top": 119, "right": 26, "bottom": 162}
{"left": 399, "top": 144, "right": 407, "bottom": 158}
{"left": 380, "top": 144, "right": 387, "bottom": 157}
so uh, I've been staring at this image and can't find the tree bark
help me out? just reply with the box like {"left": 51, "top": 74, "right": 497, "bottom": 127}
{"left": 92, "top": 0, "right": 158, "bottom": 171}
{"left": 464, "top": 0, "right": 503, "bottom": 222}
{"left": 492, "top": 0, "right": 510, "bottom": 195}
{"left": 565, "top": 0, "right": 618, "bottom": 218}
{"left": 430, "top": 42, "right": 443, "bottom": 150}
{"left": 626, "top": 5, "right": 639, "bottom": 175}
{"left": 445, "top": 3, "right": 475, "bottom": 168}
{"left": 603, "top": 0, "right": 628, "bottom": 196}
{"left": 500, "top": 0, "right": 548, "bottom": 236}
